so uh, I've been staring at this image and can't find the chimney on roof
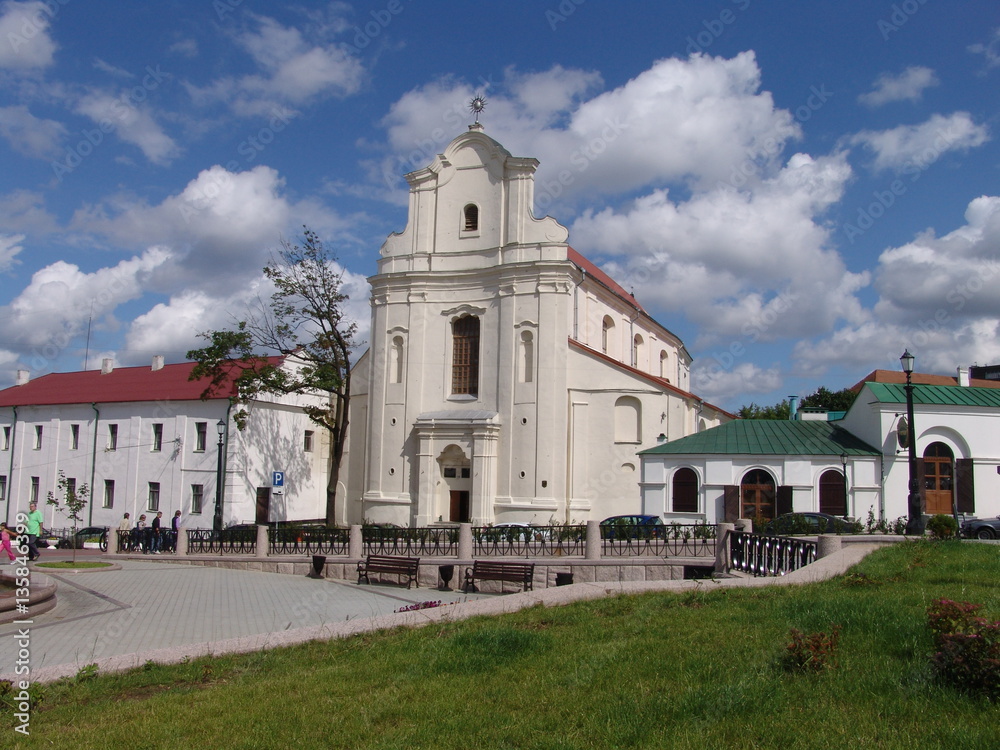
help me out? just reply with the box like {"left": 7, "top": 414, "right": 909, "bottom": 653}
{"left": 788, "top": 395, "right": 799, "bottom": 421}
{"left": 152, "top": 355, "right": 164, "bottom": 371}
{"left": 101, "top": 358, "right": 114, "bottom": 375}
{"left": 957, "top": 367, "right": 970, "bottom": 387}
{"left": 15, "top": 369, "right": 29, "bottom": 386}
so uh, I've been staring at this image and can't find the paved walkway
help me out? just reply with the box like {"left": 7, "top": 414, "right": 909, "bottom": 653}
{"left": 0, "top": 558, "right": 487, "bottom": 681}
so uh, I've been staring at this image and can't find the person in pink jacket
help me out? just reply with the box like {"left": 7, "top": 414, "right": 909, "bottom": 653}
{"left": 1, "top": 522, "right": 18, "bottom": 563}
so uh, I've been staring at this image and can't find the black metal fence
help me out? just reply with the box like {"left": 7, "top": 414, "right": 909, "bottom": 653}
{"left": 115, "top": 529, "right": 177, "bottom": 554}
{"left": 269, "top": 526, "right": 349, "bottom": 555}
{"left": 729, "top": 530, "right": 816, "bottom": 577}
{"left": 472, "top": 525, "right": 586, "bottom": 557}
{"left": 362, "top": 526, "right": 459, "bottom": 557}
{"left": 600, "top": 523, "right": 717, "bottom": 558}
{"left": 186, "top": 527, "right": 257, "bottom": 555}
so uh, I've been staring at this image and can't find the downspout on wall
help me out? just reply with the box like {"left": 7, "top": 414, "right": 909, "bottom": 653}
{"left": 89, "top": 403, "right": 100, "bottom": 526}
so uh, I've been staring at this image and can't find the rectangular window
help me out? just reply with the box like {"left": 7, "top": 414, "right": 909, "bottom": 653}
{"left": 108, "top": 424, "right": 118, "bottom": 451}
{"left": 443, "top": 467, "right": 457, "bottom": 478}
{"left": 152, "top": 423, "right": 163, "bottom": 452}
{"left": 71, "top": 424, "right": 80, "bottom": 450}
{"left": 191, "top": 484, "right": 203, "bottom": 514}
{"left": 67, "top": 477, "right": 77, "bottom": 497}
{"left": 0, "top": 475, "right": 6, "bottom": 503}
{"left": 2, "top": 426, "right": 9, "bottom": 450}
{"left": 451, "top": 316, "right": 480, "bottom": 396}
{"left": 195, "top": 422, "right": 207, "bottom": 452}
{"left": 103, "top": 479, "right": 115, "bottom": 509}
{"left": 30, "top": 476, "right": 39, "bottom": 504}
{"left": 34, "top": 425, "right": 43, "bottom": 450}
{"left": 304, "top": 430, "right": 314, "bottom": 452}
{"left": 148, "top": 482, "right": 160, "bottom": 512}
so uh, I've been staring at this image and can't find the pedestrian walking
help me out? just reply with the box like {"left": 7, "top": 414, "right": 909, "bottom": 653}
{"left": 170, "top": 510, "right": 182, "bottom": 552}
{"left": 0, "top": 522, "right": 17, "bottom": 563}
{"left": 25, "top": 501, "right": 44, "bottom": 561}
{"left": 118, "top": 513, "right": 131, "bottom": 552}
{"left": 134, "top": 514, "right": 148, "bottom": 553}
{"left": 151, "top": 511, "right": 163, "bottom": 553}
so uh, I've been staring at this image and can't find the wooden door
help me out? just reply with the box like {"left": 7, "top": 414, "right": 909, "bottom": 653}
{"left": 255, "top": 487, "right": 270, "bottom": 524}
{"left": 449, "top": 491, "right": 470, "bottom": 523}
{"left": 741, "top": 469, "right": 776, "bottom": 520}
{"left": 923, "top": 443, "right": 954, "bottom": 515}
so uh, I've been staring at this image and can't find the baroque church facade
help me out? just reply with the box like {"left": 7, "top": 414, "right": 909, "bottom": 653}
{"left": 342, "top": 125, "right": 729, "bottom": 527}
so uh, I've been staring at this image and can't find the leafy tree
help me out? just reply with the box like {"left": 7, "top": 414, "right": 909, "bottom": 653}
{"left": 187, "top": 228, "right": 357, "bottom": 526}
{"left": 737, "top": 400, "right": 790, "bottom": 420}
{"left": 47, "top": 471, "right": 90, "bottom": 564}
{"left": 801, "top": 386, "right": 857, "bottom": 412}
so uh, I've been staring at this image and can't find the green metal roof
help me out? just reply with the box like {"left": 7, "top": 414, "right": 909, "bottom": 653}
{"left": 639, "top": 420, "right": 881, "bottom": 457}
{"left": 865, "top": 383, "right": 1000, "bottom": 408}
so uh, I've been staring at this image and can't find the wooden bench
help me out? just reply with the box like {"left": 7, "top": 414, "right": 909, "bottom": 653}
{"left": 357, "top": 554, "right": 420, "bottom": 589}
{"left": 463, "top": 560, "right": 535, "bottom": 593}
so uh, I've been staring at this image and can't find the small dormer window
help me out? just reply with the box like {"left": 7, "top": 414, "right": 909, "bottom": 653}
{"left": 463, "top": 204, "right": 479, "bottom": 232}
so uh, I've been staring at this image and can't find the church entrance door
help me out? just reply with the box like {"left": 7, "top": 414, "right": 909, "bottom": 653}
{"left": 449, "top": 491, "right": 470, "bottom": 523}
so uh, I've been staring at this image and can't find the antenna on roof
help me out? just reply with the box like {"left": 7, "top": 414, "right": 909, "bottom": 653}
{"left": 83, "top": 300, "right": 94, "bottom": 371}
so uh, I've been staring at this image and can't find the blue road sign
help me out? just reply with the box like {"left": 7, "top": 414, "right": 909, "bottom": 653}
{"left": 272, "top": 471, "right": 284, "bottom": 487}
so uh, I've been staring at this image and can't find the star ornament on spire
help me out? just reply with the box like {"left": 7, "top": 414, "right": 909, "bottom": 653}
{"left": 469, "top": 94, "right": 487, "bottom": 124}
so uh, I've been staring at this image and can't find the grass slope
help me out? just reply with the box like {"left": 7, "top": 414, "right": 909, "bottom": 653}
{"left": 6, "top": 541, "right": 1000, "bottom": 749}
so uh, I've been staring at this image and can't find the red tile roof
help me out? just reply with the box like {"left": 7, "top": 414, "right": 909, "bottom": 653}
{"left": 0, "top": 357, "right": 284, "bottom": 407}
{"left": 850, "top": 369, "right": 1000, "bottom": 392}
{"left": 568, "top": 246, "right": 646, "bottom": 315}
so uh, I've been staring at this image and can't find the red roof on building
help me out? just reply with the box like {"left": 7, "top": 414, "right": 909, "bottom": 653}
{"left": 0, "top": 357, "right": 284, "bottom": 407}
{"left": 568, "top": 246, "right": 646, "bottom": 315}
{"left": 850, "top": 369, "right": 1000, "bottom": 392}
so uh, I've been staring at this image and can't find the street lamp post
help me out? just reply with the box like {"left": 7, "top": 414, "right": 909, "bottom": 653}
{"left": 213, "top": 418, "right": 226, "bottom": 532}
{"left": 900, "top": 350, "right": 924, "bottom": 535}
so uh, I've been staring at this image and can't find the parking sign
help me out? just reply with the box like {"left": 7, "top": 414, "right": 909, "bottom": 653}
{"left": 272, "top": 471, "right": 284, "bottom": 487}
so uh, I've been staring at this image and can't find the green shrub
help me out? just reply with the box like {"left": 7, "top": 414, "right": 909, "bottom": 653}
{"left": 926, "top": 514, "right": 958, "bottom": 540}
{"left": 782, "top": 625, "right": 841, "bottom": 672}
{"left": 927, "top": 598, "right": 1000, "bottom": 700}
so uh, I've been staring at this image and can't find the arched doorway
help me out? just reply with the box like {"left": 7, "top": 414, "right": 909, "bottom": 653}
{"left": 923, "top": 442, "right": 954, "bottom": 515}
{"left": 741, "top": 469, "right": 775, "bottom": 520}
{"left": 438, "top": 445, "right": 471, "bottom": 522}
{"left": 819, "top": 469, "right": 846, "bottom": 516}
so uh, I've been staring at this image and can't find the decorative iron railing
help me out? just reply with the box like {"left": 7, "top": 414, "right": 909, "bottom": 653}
{"left": 729, "top": 530, "right": 816, "bottom": 577}
{"left": 269, "top": 526, "right": 349, "bottom": 555}
{"left": 115, "top": 529, "right": 177, "bottom": 554}
{"left": 600, "top": 523, "right": 717, "bottom": 558}
{"left": 186, "top": 527, "right": 257, "bottom": 555}
{"left": 362, "top": 526, "right": 459, "bottom": 557}
{"left": 472, "top": 525, "right": 586, "bottom": 558}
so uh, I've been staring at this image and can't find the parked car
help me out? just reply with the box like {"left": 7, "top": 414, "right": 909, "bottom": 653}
{"left": 489, "top": 522, "right": 552, "bottom": 541}
{"left": 58, "top": 526, "right": 110, "bottom": 551}
{"left": 960, "top": 515, "right": 1000, "bottom": 539}
{"left": 765, "top": 513, "right": 859, "bottom": 536}
{"left": 599, "top": 514, "right": 665, "bottom": 539}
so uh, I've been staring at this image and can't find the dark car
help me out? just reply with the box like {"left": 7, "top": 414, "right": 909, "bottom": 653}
{"left": 58, "top": 526, "right": 110, "bottom": 551}
{"left": 960, "top": 516, "right": 1000, "bottom": 540}
{"left": 600, "top": 514, "right": 665, "bottom": 539}
{"left": 765, "top": 512, "right": 859, "bottom": 536}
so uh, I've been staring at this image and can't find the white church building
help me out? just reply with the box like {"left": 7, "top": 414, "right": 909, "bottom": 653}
{"left": 341, "top": 124, "right": 730, "bottom": 527}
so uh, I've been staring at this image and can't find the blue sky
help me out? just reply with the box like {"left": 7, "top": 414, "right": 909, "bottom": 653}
{"left": 0, "top": 1, "right": 997, "bottom": 410}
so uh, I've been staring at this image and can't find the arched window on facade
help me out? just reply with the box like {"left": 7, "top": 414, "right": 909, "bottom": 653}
{"left": 659, "top": 350, "right": 669, "bottom": 380}
{"left": 519, "top": 330, "right": 534, "bottom": 383}
{"left": 451, "top": 315, "right": 480, "bottom": 396}
{"left": 632, "top": 334, "right": 644, "bottom": 368}
{"left": 390, "top": 336, "right": 404, "bottom": 384}
{"left": 602, "top": 316, "right": 615, "bottom": 356}
{"left": 463, "top": 204, "right": 479, "bottom": 232}
{"left": 672, "top": 468, "right": 699, "bottom": 513}
{"left": 614, "top": 396, "right": 641, "bottom": 443}
{"left": 819, "top": 469, "right": 846, "bottom": 516}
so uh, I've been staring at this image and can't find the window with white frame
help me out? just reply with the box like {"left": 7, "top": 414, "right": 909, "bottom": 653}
{"left": 152, "top": 423, "right": 163, "bottom": 452}
{"left": 148, "top": 482, "right": 160, "bottom": 511}
{"left": 195, "top": 422, "right": 207, "bottom": 452}
{"left": 191, "top": 484, "right": 203, "bottom": 514}
{"left": 103, "top": 479, "right": 115, "bottom": 509}
{"left": 304, "top": 430, "right": 314, "bottom": 452}
{"left": 34, "top": 425, "right": 42, "bottom": 450}
{"left": 108, "top": 424, "right": 118, "bottom": 451}
{"left": 71, "top": 423, "right": 80, "bottom": 450}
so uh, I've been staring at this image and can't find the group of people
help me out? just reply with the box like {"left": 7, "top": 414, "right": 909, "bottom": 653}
{"left": 118, "top": 510, "right": 182, "bottom": 554}
{"left": 0, "top": 501, "right": 45, "bottom": 563}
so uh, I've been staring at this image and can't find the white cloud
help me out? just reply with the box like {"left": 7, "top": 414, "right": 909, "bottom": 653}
{"left": 691, "top": 362, "right": 783, "bottom": 404}
{"left": 378, "top": 53, "right": 803, "bottom": 201}
{"left": 0, "top": 104, "right": 65, "bottom": 158}
{"left": 75, "top": 91, "right": 181, "bottom": 165}
{"left": 0, "top": 1, "right": 57, "bottom": 70}
{"left": 858, "top": 66, "right": 939, "bottom": 107}
{"left": 968, "top": 27, "right": 1000, "bottom": 70}
{"left": 793, "top": 195, "right": 1000, "bottom": 376}
{"left": 186, "top": 13, "right": 365, "bottom": 117}
{"left": 849, "top": 112, "right": 989, "bottom": 172}
{"left": 0, "top": 233, "right": 24, "bottom": 270}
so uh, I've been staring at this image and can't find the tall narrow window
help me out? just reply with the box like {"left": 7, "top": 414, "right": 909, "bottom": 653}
{"left": 34, "top": 425, "right": 42, "bottom": 450}
{"left": 30, "top": 476, "right": 39, "bottom": 504}
{"left": 148, "top": 482, "right": 160, "bottom": 512}
{"left": 152, "top": 423, "right": 163, "bottom": 452}
{"left": 108, "top": 424, "right": 118, "bottom": 451}
{"left": 659, "top": 350, "right": 669, "bottom": 380}
{"left": 451, "top": 315, "right": 480, "bottom": 396}
{"left": 463, "top": 203, "right": 479, "bottom": 232}
{"left": 103, "top": 479, "right": 115, "bottom": 509}
{"left": 390, "top": 336, "right": 404, "bottom": 384}
{"left": 2, "top": 426, "right": 9, "bottom": 450}
{"left": 195, "top": 422, "right": 207, "bottom": 452}
{"left": 71, "top": 424, "right": 80, "bottom": 450}
{"left": 672, "top": 468, "right": 699, "bottom": 513}
{"left": 304, "top": 430, "right": 314, "bottom": 452}
{"left": 67, "top": 477, "right": 77, "bottom": 497}
{"left": 0, "top": 475, "right": 6, "bottom": 503}
{"left": 602, "top": 316, "right": 615, "bottom": 355}
{"left": 191, "top": 484, "right": 204, "bottom": 514}
{"left": 519, "top": 331, "right": 534, "bottom": 383}
{"left": 632, "top": 334, "right": 644, "bottom": 368}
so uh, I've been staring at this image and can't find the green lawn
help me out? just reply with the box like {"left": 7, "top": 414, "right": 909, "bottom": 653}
{"left": 6, "top": 541, "right": 1000, "bottom": 749}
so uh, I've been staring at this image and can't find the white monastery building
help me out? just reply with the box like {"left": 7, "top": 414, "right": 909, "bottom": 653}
{"left": 341, "top": 124, "right": 730, "bottom": 527}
